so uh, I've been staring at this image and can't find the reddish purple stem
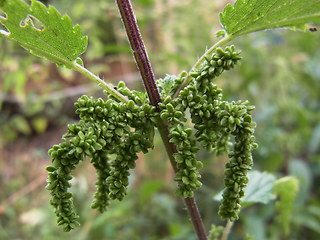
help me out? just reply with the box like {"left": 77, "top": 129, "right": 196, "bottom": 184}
{"left": 116, "top": 0, "right": 161, "bottom": 107}
{"left": 115, "top": 1, "right": 207, "bottom": 239}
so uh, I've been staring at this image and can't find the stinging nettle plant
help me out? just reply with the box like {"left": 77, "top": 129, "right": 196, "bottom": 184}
{"left": 1, "top": 0, "right": 320, "bottom": 239}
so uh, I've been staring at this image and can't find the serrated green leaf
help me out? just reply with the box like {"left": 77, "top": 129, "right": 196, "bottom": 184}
{"left": 220, "top": 0, "right": 320, "bottom": 37}
{"left": 0, "top": 0, "right": 87, "bottom": 67}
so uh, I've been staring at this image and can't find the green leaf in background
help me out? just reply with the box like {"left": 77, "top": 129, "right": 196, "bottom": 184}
{"left": 273, "top": 176, "right": 299, "bottom": 235}
{"left": 0, "top": 0, "right": 88, "bottom": 67}
{"left": 220, "top": 0, "right": 320, "bottom": 38}
{"left": 11, "top": 115, "right": 32, "bottom": 135}
{"left": 208, "top": 224, "right": 223, "bottom": 240}
{"left": 241, "top": 170, "right": 276, "bottom": 205}
{"left": 139, "top": 180, "right": 164, "bottom": 205}
{"left": 31, "top": 116, "right": 48, "bottom": 134}
{"left": 135, "top": 0, "right": 154, "bottom": 7}
{"left": 214, "top": 170, "right": 276, "bottom": 206}
{"left": 292, "top": 205, "right": 320, "bottom": 234}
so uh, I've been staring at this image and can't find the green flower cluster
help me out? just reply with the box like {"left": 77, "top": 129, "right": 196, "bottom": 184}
{"left": 159, "top": 96, "right": 203, "bottom": 198}
{"left": 157, "top": 72, "right": 186, "bottom": 96}
{"left": 186, "top": 46, "right": 257, "bottom": 221}
{"left": 217, "top": 102, "right": 257, "bottom": 221}
{"left": 90, "top": 151, "right": 111, "bottom": 213}
{"left": 106, "top": 124, "right": 155, "bottom": 201}
{"left": 46, "top": 82, "right": 157, "bottom": 231}
{"left": 47, "top": 45, "right": 257, "bottom": 231}
{"left": 190, "top": 45, "right": 241, "bottom": 90}
{"left": 158, "top": 45, "right": 257, "bottom": 221}
{"left": 46, "top": 120, "right": 101, "bottom": 231}
{"left": 208, "top": 224, "right": 224, "bottom": 240}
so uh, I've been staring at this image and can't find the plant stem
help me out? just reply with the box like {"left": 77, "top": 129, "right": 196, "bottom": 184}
{"left": 173, "top": 35, "right": 232, "bottom": 98}
{"left": 115, "top": 0, "right": 207, "bottom": 239}
{"left": 221, "top": 220, "right": 234, "bottom": 240}
{"left": 72, "top": 62, "right": 129, "bottom": 103}
{"left": 115, "top": 0, "right": 161, "bottom": 108}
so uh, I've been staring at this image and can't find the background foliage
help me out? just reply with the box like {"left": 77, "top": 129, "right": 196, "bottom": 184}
{"left": 0, "top": 0, "right": 320, "bottom": 239}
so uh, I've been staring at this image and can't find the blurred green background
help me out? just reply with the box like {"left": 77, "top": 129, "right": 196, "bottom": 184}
{"left": 1, "top": 0, "right": 320, "bottom": 239}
